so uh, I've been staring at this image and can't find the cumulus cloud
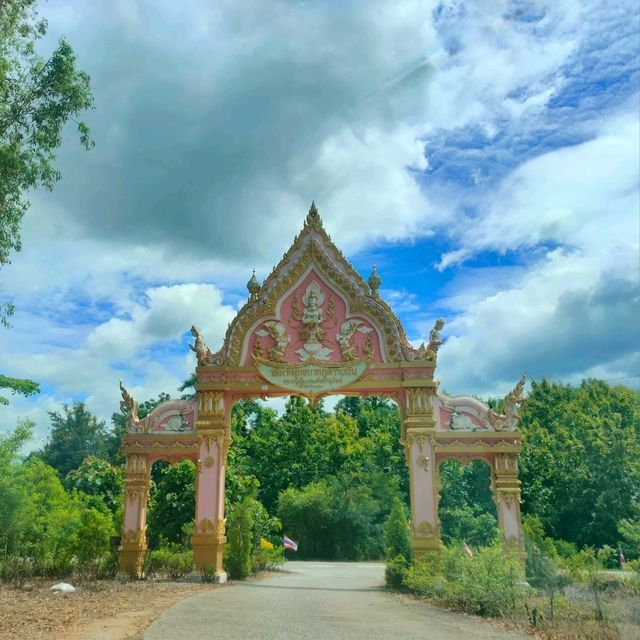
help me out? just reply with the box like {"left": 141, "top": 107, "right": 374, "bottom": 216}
{"left": 1, "top": 0, "right": 638, "bottom": 445}
{"left": 434, "top": 107, "right": 640, "bottom": 395}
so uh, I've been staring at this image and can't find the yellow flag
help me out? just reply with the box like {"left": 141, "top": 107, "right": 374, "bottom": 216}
{"left": 260, "top": 538, "right": 274, "bottom": 550}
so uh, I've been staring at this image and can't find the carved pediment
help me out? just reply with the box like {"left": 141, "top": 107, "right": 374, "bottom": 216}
{"left": 206, "top": 204, "right": 426, "bottom": 367}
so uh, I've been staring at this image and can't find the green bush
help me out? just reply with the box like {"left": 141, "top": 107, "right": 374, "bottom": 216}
{"left": 225, "top": 496, "right": 255, "bottom": 579}
{"left": 392, "top": 544, "right": 523, "bottom": 618}
{"left": 404, "top": 553, "right": 445, "bottom": 597}
{"left": 624, "top": 559, "right": 640, "bottom": 595}
{"left": 385, "top": 554, "right": 408, "bottom": 589}
{"left": 443, "top": 544, "right": 522, "bottom": 617}
{"left": 251, "top": 546, "right": 285, "bottom": 573}
{"left": 384, "top": 497, "right": 412, "bottom": 561}
{"left": 149, "top": 546, "right": 193, "bottom": 579}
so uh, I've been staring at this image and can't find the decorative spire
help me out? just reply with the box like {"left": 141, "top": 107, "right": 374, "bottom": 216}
{"left": 305, "top": 200, "right": 323, "bottom": 229}
{"left": 247, "top": 269, "right": 261, "bottom": 300}
{"left": 367, "top": 263, "right": 381, "bottom": 297}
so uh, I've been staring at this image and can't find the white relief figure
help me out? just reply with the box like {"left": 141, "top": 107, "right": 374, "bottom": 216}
{"left": 164, "top": 413, "right": 189, "bottom": 432}
{"left": 263, "top": 321, "right": 291, "bottom": 363}
{"left": 295, "top": 281, "right": 333, "bottom": 361}
{"left": 336, "top": 319, "right": 361, "bottom": 362}
{"left": 450, "top": 412, "right": 478, "bottom": 431}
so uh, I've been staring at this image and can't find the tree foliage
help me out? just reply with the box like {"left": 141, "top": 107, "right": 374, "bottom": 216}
{"left": 147, "top": 460, "right": 195, "bottom": 549}
{"left": 0, "top": 0, "right": 93, "bottom": 268}
{"left": 0, "top": 373, "right": 39, "bottom": 405}
{"left": 519, "top": 379, "right": 640, "bottom": 548}
{"left": 38, "top": 402, "right": 110, "bottom": 477}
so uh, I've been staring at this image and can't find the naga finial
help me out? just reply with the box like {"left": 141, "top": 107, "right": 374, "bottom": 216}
{"left": 119, "top": 380, "right": 140, "bottom": 432}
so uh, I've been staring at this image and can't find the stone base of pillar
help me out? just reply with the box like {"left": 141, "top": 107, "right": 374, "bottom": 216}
{"left": 412, "top": 535, "right": 441, "bottom": 558}
{"left": 192, "top": 533, "right": 226, "bottom": 576}
{"left": 186, "top": 570, "right": 228, "bottom": 584}
{"left": 118, "top": 545, "right": 147, "bottom": 578}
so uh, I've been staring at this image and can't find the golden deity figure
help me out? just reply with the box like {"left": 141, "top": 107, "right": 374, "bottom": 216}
{"left": 295, "top": 282, "right": 333, "bottom": 361}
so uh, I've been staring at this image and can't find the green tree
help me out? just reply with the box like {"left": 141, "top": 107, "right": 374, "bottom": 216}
{"left": 438, "top": 459, "right": 498, "bottom": 547}
{"left": 0, "top": 420, "right": 33, "bottom": 551}
{"left": 0, "top": 0, "right": 93, "bottom": 268}
{"left": 0, "top": 373, "right": 39, "bottom": 405}
{"left": 519, "top": 379, "right": 640, "bottom": 547}
{"left": 384, "top": 497, "right": 412, "bottom": 561}
{"left": 225, "top": 495, "right": 255, "bottom": 579}
{"left": 147, "top": 460, "right": 195, "bottom": 549}
{"left": 65, "top": 455, "right": 123, "bottom": 516}
{"left": 38, "top": 402, "right": 110, "bottom": 477}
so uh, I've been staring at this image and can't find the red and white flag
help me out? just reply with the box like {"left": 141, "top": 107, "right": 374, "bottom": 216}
{"left": 463, "top": 541, "right": 474, "bottom": 557}
{"left": 283, "top": 535, "right": 298, "bottom": 551}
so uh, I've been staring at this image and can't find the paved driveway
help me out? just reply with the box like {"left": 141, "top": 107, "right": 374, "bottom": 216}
{"left": 144, "top": 561, "right": 529, "bottom": 640}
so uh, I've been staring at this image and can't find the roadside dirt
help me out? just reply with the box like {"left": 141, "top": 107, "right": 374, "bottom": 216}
{"left": 0, "top": 579, "right": 220, "bottom": 640}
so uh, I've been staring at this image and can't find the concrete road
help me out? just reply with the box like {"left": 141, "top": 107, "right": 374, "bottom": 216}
{"left": 144, "top": 561, "right": 529, "bottom": 640}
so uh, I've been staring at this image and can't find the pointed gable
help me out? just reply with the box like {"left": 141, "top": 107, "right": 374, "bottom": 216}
{"left": 216, "top": 203, "right": 424, "bottom": 367}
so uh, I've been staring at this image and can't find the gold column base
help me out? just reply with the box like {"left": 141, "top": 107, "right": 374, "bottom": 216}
{"left": 118, "top": 544, "right": 147, "bottom": 578}
{"left": 412, "top": 535, "right": 442, "bottom": 558}
{"left": 192, "top": 533, "right": 226, "bottom": 578}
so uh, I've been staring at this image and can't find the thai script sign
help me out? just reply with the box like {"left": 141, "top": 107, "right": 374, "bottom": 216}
{"left": 255, "top": 359, "right": 368, "bottom": 397}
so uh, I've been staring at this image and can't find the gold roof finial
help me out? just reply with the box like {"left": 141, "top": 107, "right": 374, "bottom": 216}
{"left": 367, "top": 263, "right": 381, "bottom": 297}
{"left": 247, "top": 269, "right": 261, "bottom": 300}
{"left": 305, "top": 200, "right": 323, "bottom": 229}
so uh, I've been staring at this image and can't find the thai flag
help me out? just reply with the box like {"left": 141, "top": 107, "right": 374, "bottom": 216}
{"left": 283, "top": 535, "right": 298, "bottom": 551}
{"left": 619, "top": 548, "right": 626, "bottom": 568}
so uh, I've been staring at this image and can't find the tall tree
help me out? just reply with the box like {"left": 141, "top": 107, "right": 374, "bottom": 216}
{"left": 39, "top": 402, "right": 109, "bottom": 477}
{"left": 519, "top": 379, "right": 640, "bottom": 547}
{"left": 0, "top": 0, "right": 94, "bottom": 271}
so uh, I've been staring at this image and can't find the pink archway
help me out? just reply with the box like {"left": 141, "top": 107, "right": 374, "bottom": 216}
{"left": 118, "top": 204, "right": 525, "bottom": 580}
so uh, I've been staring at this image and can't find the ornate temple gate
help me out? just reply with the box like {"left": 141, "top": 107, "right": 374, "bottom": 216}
{"left": 118, "top": 204, "right": 525, "bottom": 580}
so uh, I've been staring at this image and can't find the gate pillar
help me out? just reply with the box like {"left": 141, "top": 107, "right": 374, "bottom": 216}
{"left": 493, "top": 453, "right": 525, "bottom": 556}
{"left": 192, "top": 391, "right": 229, "bottom": 582}
{"left": 403, "top": 387, "right": 441, "bottom": 556}
{"left": 119, "top": 454, "right": 151, "bottom": 577}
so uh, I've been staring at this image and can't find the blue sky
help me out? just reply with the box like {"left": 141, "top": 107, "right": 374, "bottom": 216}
{"left": 1, "top": 0, "right": 638, "bottom": 447}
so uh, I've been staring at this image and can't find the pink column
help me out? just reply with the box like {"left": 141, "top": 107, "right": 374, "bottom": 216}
{"left": 119, "top": 454, "right": 151, "bottom": 577}
{"left": 493, "top": 453, "right": 525, "bottom": 556}
{"left": 403, "top": 387, "right": 441, "bottom": 555}
{"left": 192, "top": 391, "right": 230, "bottom": 581}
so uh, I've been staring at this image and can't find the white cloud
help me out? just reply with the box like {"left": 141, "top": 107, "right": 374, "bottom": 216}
{"left": 433, "top": 108, "right": 640, "bottom": 396}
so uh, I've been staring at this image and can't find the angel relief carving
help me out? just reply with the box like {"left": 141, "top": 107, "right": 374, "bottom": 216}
{"left": 255, "top": 321, "right": 291, "bottom": 363}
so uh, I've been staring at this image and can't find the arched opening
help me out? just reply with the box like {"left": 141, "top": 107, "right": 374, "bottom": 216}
{"left": 147, "top": 458, "right": 196, "bottom": 551}
{"left": 438, "top": 458, "right": 498, "bottom": 548}
{"left": 226, "top": 394, "right": 407, "bottom": 560}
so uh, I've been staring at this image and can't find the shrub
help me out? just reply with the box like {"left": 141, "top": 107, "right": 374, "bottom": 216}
{"left": 442, "top": 544, "right": 522, "bottom": 617}
{"left": 251, "top": 546, "right": 285, "bottom": 574}
{"left": 624, "top": 559, "right": 640, "bottom": 595}
{"left": 149, "top": 546, "right": 193, "bottom": 579}
{"left": 385, "top": 554, "right": 408, "bottom": 589}
{"left": 404, "top": 553, "right": 445, "bottom": 597}
{"left": 225, "top": 496, "right": 255, "bottom": 579}
{"left": 384, "top": 498, "right": 412, "bottom": 562}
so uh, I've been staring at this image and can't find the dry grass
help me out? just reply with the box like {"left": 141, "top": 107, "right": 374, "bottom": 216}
{"left": 0, "top": 578, "right": 220, "bottom": 640}
{"left": 500, "top": 591, "right": 640, "bottom": 640}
